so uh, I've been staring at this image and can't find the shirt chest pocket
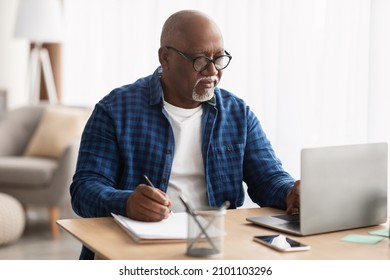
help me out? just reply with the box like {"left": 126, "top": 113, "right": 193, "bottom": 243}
{"left": 210, "top": 144, "right": 244, "bottom": 176}
{"left": 211, "top": 143, "right": 245, "bottom": 162}
{"left": 208, "top": 143, "right": 245, "bottom": 191}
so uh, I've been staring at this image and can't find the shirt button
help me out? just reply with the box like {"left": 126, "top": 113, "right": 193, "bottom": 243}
{"left": 166, "top": 149, "right": 172, "bottom": 154}
{"left": 161, "top": 177, "right": 167, "bottom": 183}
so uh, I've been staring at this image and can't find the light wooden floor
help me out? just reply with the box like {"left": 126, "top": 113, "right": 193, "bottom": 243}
{"left": 0, "top": 205, "right": 82, "bottom": 260}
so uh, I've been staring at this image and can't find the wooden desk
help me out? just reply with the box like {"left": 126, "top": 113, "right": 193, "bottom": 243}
{"left": 57, "top": 207, "right": 389, "bottom": 260}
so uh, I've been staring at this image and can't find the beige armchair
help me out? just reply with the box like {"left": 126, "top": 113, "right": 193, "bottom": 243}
{"left": 0, "top": 104, "right": 90, "bottom": 239}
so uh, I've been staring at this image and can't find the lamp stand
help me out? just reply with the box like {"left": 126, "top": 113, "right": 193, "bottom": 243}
{"left": 27, "top": 43, "right": 58, "bottom": 104}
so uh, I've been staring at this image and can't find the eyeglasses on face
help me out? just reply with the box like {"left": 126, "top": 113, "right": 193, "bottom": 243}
{"left": 165, "top": 46, "right": 232, "bottom": 72}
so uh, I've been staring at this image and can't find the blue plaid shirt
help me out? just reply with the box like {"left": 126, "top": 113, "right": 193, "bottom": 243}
{"left": 70, "top": 67, "right": 295, "bottom": 219}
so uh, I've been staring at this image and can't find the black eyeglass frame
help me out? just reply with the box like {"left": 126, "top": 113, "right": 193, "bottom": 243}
{"left": 165, "top": 46, "right": 232, "bottom": 72}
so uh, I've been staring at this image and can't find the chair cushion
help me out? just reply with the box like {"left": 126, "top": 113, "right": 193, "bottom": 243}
{"left": 0, "top": 106, "right": 44, "bottom": 156}
{"left": 24, "top": 105, "right": 90, "bottom": 159}
{"left": 0, "top": 157, "right": 57, "bottom": 187}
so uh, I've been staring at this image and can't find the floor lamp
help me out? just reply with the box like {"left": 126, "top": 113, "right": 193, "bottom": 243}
{"left": 14, "top": 0, "right": 64, "bottom": 104}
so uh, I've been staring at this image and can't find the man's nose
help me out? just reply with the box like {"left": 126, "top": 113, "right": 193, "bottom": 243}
{"left": 201, "top": 61, "right": 219, "bottom": 76}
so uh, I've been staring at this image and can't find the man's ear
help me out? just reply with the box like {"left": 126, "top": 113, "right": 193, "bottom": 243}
{"left": 158, "top": 47, "right": 170, "bottom": 70}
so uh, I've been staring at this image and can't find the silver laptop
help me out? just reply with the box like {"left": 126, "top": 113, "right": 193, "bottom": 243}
{"left": 247, "top": 142, "right": 388, "bottom": 236}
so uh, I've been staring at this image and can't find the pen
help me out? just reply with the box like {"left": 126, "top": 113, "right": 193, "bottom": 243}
{"left": 143, "top": 174, "right": 175, "bottom": 217}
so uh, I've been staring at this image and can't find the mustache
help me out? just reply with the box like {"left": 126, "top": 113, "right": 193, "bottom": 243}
{"left": 196, "top": 76, "right": 219, "bottom": 85}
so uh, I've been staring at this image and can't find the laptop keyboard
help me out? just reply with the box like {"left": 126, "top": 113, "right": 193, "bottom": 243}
{"left": 274, "top": 214, "right": 300, "bottom": 222}
{"left": 274, "top": 214, "right": 301, "bottom": 232}
{"left": 281, "top": 222, "right": 301, "bottom": 232}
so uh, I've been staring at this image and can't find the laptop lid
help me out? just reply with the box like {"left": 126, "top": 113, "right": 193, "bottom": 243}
{"left": 247, "top": 142, "right": 388, "bottom": 236}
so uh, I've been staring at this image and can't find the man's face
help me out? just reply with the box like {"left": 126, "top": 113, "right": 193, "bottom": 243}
{"left": 160, "top": 18, "right": 226, "bottom": 108}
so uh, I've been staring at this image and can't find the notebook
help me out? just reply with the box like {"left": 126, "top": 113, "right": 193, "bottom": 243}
{"left": 247, "top": 142, "right": 388, "bottom": 236}
{"left": 112, "top": 212, "right": 188, "bottom": 243}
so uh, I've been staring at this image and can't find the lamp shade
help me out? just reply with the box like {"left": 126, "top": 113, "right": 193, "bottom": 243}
{"left": 14, "top": 0, "right": 64, "bottom": 43}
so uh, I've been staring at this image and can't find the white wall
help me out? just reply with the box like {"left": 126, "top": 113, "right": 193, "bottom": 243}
{"left": 0, "top": 0, "right": 30, "bottom": 109}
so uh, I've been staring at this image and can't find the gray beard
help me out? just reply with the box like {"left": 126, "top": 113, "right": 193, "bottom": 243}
{"left": 192, "top": 89, "right": 214, "bottom": 102}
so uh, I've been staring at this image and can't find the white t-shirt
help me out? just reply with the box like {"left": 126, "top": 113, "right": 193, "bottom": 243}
{"left": 163, "top": 101, "right": 208, "bottom": 212}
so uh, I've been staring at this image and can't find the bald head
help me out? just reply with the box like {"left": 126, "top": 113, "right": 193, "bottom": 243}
{"left": 160, "top": 10, "right": 223, "bottom": 49}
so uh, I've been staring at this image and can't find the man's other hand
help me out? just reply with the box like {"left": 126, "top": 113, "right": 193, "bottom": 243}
{"left": 286, "top": 180, "right": 300, "bottom": 214}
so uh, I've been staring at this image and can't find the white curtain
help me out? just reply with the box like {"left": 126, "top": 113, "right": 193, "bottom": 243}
{"left": 63, "top": 0, "right": 390, "bottom": 181}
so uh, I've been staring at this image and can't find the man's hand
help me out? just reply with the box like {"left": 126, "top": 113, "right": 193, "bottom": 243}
{"left": 286, "top": 180, "right": 300, "bottom": 214}
{"left": 126, "top": 184, "right": 172, "bottom": 222}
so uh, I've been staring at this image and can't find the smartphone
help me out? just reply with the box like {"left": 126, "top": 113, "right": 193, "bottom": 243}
{"left": 253, "top": 234, "right": 310, "bottom": 252}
